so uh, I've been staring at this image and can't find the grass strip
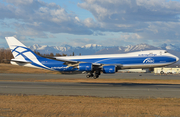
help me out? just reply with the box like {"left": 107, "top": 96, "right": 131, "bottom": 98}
{"left": 0, "top": 63, "right": 60, "bottom": 74}
{"left": 0, "top": 94, "right": 180, "bottom": 117}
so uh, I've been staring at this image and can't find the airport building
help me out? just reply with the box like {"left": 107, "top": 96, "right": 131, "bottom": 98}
{"left": 119, "top": 68, "right": 150, "bottom": 73}
{"left": 119, "top": 67, "right": 180, "bottom": 74}
{"left": 154, "top": 67, "right": 180, "bottom": 74}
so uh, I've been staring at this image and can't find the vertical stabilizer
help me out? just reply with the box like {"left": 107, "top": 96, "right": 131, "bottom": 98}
{"left": 5, "top": 37, "right": 50, "bottom": 70}
{"left": 5, "top": 37, "right": 26, "bottom": 49}
{"left": 5, "top": 37, "right": 39, "bottom": 60}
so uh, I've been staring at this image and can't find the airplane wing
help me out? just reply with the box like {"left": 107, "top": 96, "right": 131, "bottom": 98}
{"left": 52, "top": 57, "right": 101, "bottom": 67}
{"left": 53, "top": 58, "right": 79, "bottom": 64}
{"left": 38, "top": 55, "right": 78, "bottom": 64}
{"left": 53, "top": 57, "right": 121, "bottom": 68}
{"left": 40, "top": 56, "right": 122, "bottom": 72}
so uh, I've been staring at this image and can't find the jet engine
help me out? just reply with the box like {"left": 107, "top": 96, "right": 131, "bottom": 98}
{"left": 78, "top": 63, "right": 92, "bottom": 71}
{"left": 102, "top": 65, "right": 117, "bottom": 73}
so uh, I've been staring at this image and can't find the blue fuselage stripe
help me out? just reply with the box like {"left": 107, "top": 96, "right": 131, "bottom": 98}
{"left": 34, "top": 56, "right": 176, "bottom": 72}
{"left": 70, "top": 56, "right": 176, "bottom": 65}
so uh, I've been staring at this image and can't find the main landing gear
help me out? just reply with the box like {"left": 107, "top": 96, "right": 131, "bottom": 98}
{"left": 86, "top": 71, "right": 101, "bottom": 79}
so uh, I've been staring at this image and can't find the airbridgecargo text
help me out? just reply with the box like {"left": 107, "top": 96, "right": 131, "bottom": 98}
{"left": 138, "top": 54, "right": 157, "bottom": 56}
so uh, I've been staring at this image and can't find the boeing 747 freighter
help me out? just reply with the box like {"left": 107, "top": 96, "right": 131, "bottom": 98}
{"left": 5, "top": 37, "right": 179, "bottom": 79}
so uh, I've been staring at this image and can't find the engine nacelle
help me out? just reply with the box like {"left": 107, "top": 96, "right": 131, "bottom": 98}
{"left": 102, "top": 65, "right": 116, "bottom": 74}
{"left": 78, "top": 63, "right": 92, "bottom": 71}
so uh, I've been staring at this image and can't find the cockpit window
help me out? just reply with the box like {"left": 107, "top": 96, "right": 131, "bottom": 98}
{"left": 165, "top": 51, "right": 168, "bottom": 53}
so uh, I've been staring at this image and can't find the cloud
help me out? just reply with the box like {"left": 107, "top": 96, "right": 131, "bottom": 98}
{"left": 0, "top": 0, "right": 94, "bottom": 39}
{"left": 79, "top": 0, "right": 180, "bottom": 23}
{"left": 139, "top": 22, "right": 180, "bottom": 43}
{"left": 78, "top": 0, "right": 180, "bottom": 45}
{"left": 1, "top": 0, "right": 180, "bottom": 47}
{"left": 0, "top": 31, "right": 16, "bottom": 39}
{"left": 68, "top": 38, "right": 97, "bottom": 47}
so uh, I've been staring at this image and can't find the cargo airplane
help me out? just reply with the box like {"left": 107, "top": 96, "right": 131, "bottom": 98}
{"left": 5, "top": 37, "right": 179, "bottom": 79}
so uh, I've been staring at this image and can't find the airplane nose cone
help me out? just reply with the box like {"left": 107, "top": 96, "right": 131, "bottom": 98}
{"left": 176, "top": 57, "right": 179, "bottom": 62}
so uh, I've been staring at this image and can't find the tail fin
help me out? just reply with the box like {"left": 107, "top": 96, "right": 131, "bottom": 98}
{"left": 5, "top": 37, "right": 39, "bottom": 61}
{"left": 5, "top": 37, "right": 52, "bottom": 70}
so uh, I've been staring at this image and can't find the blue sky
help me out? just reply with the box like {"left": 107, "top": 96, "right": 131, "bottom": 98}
{"left": 0, "top": 0, "right": 180, "bottom": 48}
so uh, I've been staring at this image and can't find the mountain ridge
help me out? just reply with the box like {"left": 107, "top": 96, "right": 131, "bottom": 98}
{"left": 28, "top": 43, "right": 179, "bottom": 55}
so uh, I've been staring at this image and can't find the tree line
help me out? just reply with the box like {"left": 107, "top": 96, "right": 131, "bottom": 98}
{"left": 0, "top": 48, "right": 77, "bottom": 64}
{"left": 34, "top": 51, "right": 68, "bottom": 57}
{"left": 0, "top": 48, "right": 13, "bottom": 63}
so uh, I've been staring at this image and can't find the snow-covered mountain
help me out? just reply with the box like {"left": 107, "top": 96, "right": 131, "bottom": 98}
{"left": 28, "top": 44, "right": 105, "bottom": 55}
{"left": 161, "top": 43, "right": 180, "bottom": 51}
{"left": 28, "top": 43, "right": 180, "bottom": 56}
{"left": 124, "top": 44, "right": 159, "bottom": 52}
{"left": 81, "top": 44, "right": 103, "bottom": 48}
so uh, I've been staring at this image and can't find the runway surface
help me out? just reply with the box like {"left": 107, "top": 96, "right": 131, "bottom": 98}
{"left": 0, "top": 81, "right": 180, "bottom": 98}
{"left": 0, "top": 72, "right": 180, "bottom": 80}
{"left": 0, "top": 73, "right": 180, "bottom": 98}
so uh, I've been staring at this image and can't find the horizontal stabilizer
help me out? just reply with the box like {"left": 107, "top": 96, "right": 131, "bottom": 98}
{"left": 11, "top": 59, "right": 31, "bottom": 63}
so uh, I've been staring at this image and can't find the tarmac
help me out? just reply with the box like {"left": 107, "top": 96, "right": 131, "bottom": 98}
{"left": 0, "top": 72, "right": 180, "bottom": 80}
{"left": 0, "top": 73, "right": 180, "bottom": 98}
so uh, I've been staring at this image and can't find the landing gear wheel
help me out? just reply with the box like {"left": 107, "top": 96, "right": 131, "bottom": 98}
{"left": 93, "top": 70, "right": 100, "bottom": 79}
{"left": 93, "top": 74, "right": 99, "bottom": 79}
{"left": 86, "top": 73, "right": 94, "bottom": 78}
{"left": 86, "top": 75, "right": 90, "bottom": 78}
{"left": 160, "top": 71, "right": 164, "bottom": 74}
